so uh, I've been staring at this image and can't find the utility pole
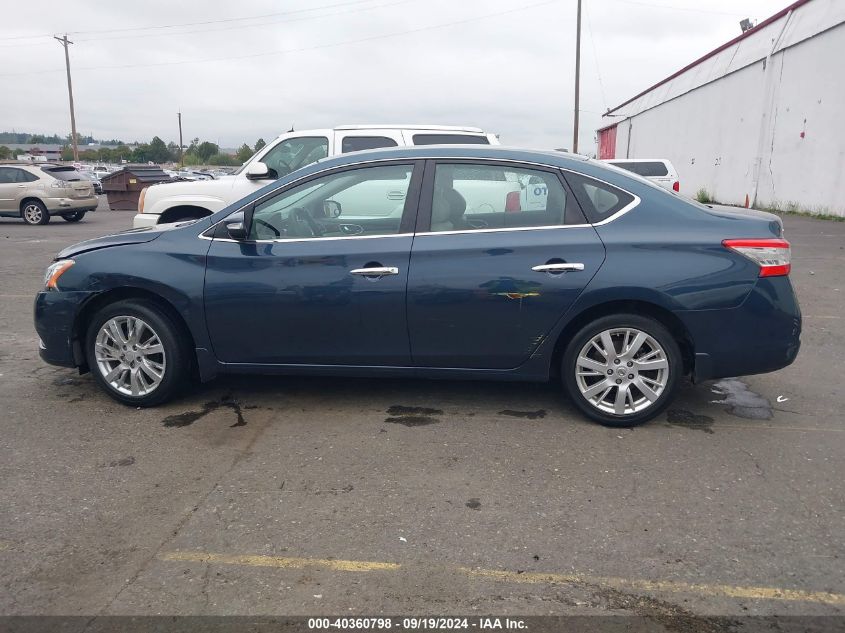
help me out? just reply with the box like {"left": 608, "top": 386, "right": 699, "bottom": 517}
{"left": 177, "top": 111, "right": 184, "bottom": 167}
{"left": 572, "top": 0, "right": 582, "bottom": 154}
{"left": 54, "top": 34, "right": 79, "bottom": 162}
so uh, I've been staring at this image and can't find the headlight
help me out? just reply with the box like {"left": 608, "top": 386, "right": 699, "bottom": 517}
{"left": 44, "top": 260, "right": 75, "bottom": 290}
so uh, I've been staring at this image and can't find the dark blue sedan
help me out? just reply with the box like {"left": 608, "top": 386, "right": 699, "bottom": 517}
{"left": 34, "top": 146, "right": 800, "bottom": 426}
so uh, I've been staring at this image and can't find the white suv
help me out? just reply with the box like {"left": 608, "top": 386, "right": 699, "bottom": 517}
{"left": 133, "top": 125, "right": 499, "bottom": 228}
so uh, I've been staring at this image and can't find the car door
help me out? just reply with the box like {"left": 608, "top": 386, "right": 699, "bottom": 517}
{"left": 406, "top": 160, "right": 606, "bottom": 369}
{"left": 204, "top": 160, "right": 423, "bottom": 366}
{"left": 0, "top": 167, "right": 20, "bottom": 212}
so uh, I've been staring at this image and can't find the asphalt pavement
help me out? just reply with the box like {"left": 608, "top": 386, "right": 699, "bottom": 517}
{"left": 0, "top": 200, "right": 842, "bottom": 622}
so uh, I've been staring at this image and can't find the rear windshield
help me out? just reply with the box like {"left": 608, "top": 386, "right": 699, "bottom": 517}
{"left": 608, "top": 161, "right": 669, "bottom": 177}
{"left": 40, "top": 165, "right": 83, "bottom": 181}
{"left": 411, "top": 134, "right": 490, "bottom": 145}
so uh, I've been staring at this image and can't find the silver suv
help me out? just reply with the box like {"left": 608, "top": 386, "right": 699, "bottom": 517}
{"left": 0, "top": 163, "right": 97, "bottom": 225}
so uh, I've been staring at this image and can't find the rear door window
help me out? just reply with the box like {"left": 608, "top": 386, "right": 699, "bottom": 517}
{"left": 341, "top": 136, "right": 398, "bottom": 153}
{"left": 609, "top": 161, "right": 668, "bottom": 177}
{"left": 564, "top": 172, "right": 636, "bottom": 224}
{"left": 411, "top": 134, "right": 490, "bottom": 145}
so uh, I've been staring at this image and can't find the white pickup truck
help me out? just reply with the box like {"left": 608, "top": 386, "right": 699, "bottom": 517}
{"left": 133, "top": 125, "right": 500, "bottom": 228}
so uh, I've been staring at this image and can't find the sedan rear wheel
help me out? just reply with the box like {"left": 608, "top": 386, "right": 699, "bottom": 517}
{"left": 563, "top": 314, "right": 681, "bottom": 427}
{"left": 85, "top": 300, "right": 190, "bottom": 406}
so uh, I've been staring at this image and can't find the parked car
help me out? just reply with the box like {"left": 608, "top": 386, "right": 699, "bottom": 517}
{"left": 0, "top": 163, "right": 96, "bottom": 224}
{"left": 35, "top": 146, "right": 800, "bottom": 427}
{"left": 602, "top": 159, "right": 680, "bottom": 192}
{"left": 91, "top": 165, "right": 112, "bottom": 177}
{"left": 78, "top": 170, "right": 103, "bottom": 195}
{"left": 133, "top": 125, "right": 499, "bottom": 228}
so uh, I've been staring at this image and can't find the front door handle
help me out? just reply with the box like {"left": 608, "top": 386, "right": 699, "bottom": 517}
{"left": 531, "top": 263, "right": 585, "bottom": 273}
{"left": 350, "top": 266, "right": 399, "bottom": 277}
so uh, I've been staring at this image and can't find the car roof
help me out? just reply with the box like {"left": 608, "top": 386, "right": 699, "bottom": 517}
{"left": 314, "top": 145, "right": 590, "bottom": 169}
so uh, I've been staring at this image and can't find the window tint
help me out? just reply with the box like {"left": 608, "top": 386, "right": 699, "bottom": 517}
{"left": 260, "top": 137, "right": 329, "bottom": 179}
{"left": 341, "top": 136, "right": 398, "bottom": 153}
{"left": 609, "top": 161, "right": 669, "bottom": 177}
{"left": 249, "top": 164, "right": 414, "bottom": 240}
{"left": 0, "top": 167, "right": 16, "bottom": 184}
{"left": 428, "top": 163, "right": 584, "bottom": 233}
{"left": 412, "top": 134, "right": 490, "bottom": 145}
{"left": 17, "top": 169, "right": 38, "bottom": 182}
{"left": 565, "top": 172, "right": 635, "bottom": 223}
{"left": 41, "top": 166, "right": 83, "bottom": 181}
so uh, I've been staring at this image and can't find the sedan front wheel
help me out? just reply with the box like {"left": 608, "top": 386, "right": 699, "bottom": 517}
{"left": 85, "top": 300, "right": 190, "bottom": 406}
{"left": 562, "top": 314, "right": 681, "bottom": 427}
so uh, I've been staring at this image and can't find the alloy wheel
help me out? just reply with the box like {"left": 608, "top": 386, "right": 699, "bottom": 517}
{"left": 94, "top": 316, "right": 167, "bottom": 397}
{"left": 574, "top": 327, "right": 669, "bottom": 416}
{"left": 24, "top": 204, "right": 43, "bottom": 224}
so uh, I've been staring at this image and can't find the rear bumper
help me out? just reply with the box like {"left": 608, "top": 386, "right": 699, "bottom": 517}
{"left": 678, "top": 276, "right": 802, "bottom": 382}
{"left": 43, "top": 196, "right": 98, "bottom": 213}
{"left": 34, "top": 290, "right": 95, "bottom": 368}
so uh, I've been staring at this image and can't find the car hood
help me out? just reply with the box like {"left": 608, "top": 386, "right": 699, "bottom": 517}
{"left": 56, "top": 221, "right": 195, "bottom": 259}
{"left": 146, "top": 176, "right": 236, "bottom": 200}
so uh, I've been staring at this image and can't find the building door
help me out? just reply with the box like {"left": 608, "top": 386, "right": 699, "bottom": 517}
{"left": 598, "top": 125, "right": 617, "bottom": 159}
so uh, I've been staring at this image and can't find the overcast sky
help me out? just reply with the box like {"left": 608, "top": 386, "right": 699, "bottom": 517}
{"left": 0, "top": 0, "right": 783, "bottom": 153}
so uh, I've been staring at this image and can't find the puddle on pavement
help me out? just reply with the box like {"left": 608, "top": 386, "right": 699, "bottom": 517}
{"left": 711, "top": 378, "right": 773, "bottom": 420}
{"left": 385, "top": 405, "right": 443, "bottom": 427}
{"left": 162, "top": 395, "right": 246, "bottom": 428}
{"left": 666, "top": 409, "right": 715, "bottom": 433}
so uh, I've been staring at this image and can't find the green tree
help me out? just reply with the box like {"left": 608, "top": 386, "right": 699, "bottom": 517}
{"left": 235, "top": 143, "right": 253, "bottom": 163}
{"left": 206, "top": 153, "right": 239, "bottom": 166}
{"left": 0, "top": 146, "right": 10, "bottom": 160}
{"left": 196, "top": 141, "right": 219, "bottom": 163}
{"left": 254, "top": 138, "right": 266, "bottom": 152}
{"left": 61, "top": 146, "right": 74, "bottom": 161}
{"left": 147, "top": 136, "right": 171, "bottom": 164}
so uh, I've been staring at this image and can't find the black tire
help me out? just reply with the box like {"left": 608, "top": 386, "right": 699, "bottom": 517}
{"left": 562, "top": 313, "right": 682, "bottom": 427}
{"left": 85, "top": 299, "right": 191, "bottom": 406}
{"left": 62, "top": 211, "right": 86, "bottom": 222}
{"left": 21, "top": 200, "right": 50, "bottom": 225}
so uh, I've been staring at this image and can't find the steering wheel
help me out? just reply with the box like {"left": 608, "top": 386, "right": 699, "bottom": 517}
{"left": 291, "top": 207, "right": 322, "bottom": 237}
{"left": 253, "top": 218, "right": 280, "bottom": 237}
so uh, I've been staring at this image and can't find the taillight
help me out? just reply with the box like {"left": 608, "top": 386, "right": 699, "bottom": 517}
{"left": 672, "top": 181, "right": 680, "bottom": 192}
{"left": 505, "top": 191, "right": 521, "bottom": 213}
{"left": 722, "top": 238, "right": 791, "bottom": 277}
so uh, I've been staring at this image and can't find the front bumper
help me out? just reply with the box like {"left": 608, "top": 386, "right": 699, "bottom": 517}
{"left": 679, "top": 276, "right": 802, "bottom": 382}
{"left": 132, "top": 213, "right": 160, "bottom": 229}
{"left": 34, "top": 290, "right": 96, "bottom": 368}
{"left": 43, "top": 196, "right": 98, "bottom": 213}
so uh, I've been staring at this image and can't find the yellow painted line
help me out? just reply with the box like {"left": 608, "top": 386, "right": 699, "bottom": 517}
{"left": 159, "top": 550, "right": 400, "bottom": 572}
{"left": 160, "top": 550, "right": 845, "bottom": 606}
{"left": 459, "top": 568, "right": 845, "bottom": 606}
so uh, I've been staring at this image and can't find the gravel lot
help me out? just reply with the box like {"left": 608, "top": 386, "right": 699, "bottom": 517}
{"left": 0, "top": 200, "right": 843, "bottom": 619}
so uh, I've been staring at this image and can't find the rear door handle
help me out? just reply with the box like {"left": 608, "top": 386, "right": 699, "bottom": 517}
{"left": 531, "top": 263, "right": 585, "bottom": 273}
{"left": 350, "top": 266, "right": 399, "bottom": 277}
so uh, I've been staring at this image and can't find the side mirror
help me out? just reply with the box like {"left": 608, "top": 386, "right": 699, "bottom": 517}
{"left": 245, "top": 161, "right": 270, "bottom": 180}
{"left": 323, "top": 200, "right": 342, "bottom": 218}
{"left": 224, "top": 211, "right": 248, "bottom": 240}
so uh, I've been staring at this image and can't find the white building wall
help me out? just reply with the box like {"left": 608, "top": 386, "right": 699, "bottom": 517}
{"left": 602, "top": 0, "right": 845, "bottom": 216}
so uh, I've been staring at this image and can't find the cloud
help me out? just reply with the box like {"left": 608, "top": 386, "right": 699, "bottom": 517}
{"left": 0, "top": 0, "right": 776, "bottom": 152}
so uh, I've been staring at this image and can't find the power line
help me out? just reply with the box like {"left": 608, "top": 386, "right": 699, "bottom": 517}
{"left": 584, "top": 0, "right": 608, "bottom": 112}
{"left": 0, "top": 0, "right": 389, "bottom": 42}
{"left": 0, "top": 0, "right": 558, "bottom": 78}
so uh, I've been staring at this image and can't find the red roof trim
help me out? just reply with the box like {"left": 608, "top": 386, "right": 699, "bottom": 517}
{"left": 604, "top": 0, "right": 812, "bottom": 115}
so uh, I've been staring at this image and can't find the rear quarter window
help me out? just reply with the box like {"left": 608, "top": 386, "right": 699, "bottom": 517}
{"left": 609, "top": 161, "right": 669, "bottom": 177}
{"left": 412, "top": 134, "right": 490, "bottom": 145}
{"left": 564, "top": 172, "right": 636, "bottom": 224}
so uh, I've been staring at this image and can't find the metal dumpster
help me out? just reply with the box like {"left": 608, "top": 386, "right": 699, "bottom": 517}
{"left": 101, "top": 165, "right": 172, "bottom": 211}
